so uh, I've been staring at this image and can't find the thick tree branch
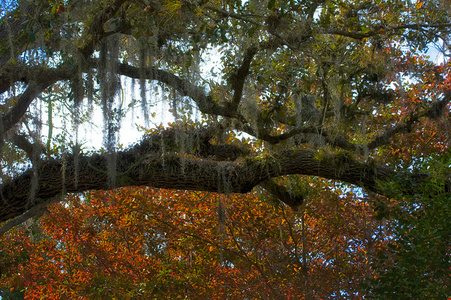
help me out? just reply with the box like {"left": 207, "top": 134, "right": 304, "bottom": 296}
{"left": 0, "top": 67, "right": 73, "bottom": 134}
{"left": 230, "top": 46, "right": 259, "bottom": 109}
{"left": 96, "top": 60, "right": 241, "bottom": 118}
{"left": 0, "top": 64, "right": 28, "bottom": 94}
{"left": 1, "top": 81, "right": 46, "bottom": 133}
{"left": 0, "top": 135, "right": 398, "bottom": 223}
{"left": 131, "top": 125, "right": 250, "bottom": 161}
{"left": 0, "top": 64, "right": 69, "bottom": 95}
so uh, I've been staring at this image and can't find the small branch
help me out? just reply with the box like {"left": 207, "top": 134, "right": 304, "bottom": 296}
{"left": 7, "top": 132, "right": 46, "bottom": 159}
{"left": 241, "top": 123, "right": 362, "bottom": 154}
{"left": 240, "top": 93, "right": 450, "bottom": 153}
{"left": 323, "top": 23, "right": 451, "bottom": 40}
{"left": 367, "top": 92, "right": 451, "bottom": 150}
{"left": 0, "top": 195, "right": 61, "bottom": 237}
{"left": 393, "top": 23, "right": 451, "bottom": 30}
{"left": 323, "top": 29, "right": 375, "bottom": 40}
{"left": 260, "top": 179, "right": 304, "bottom": 209}
{"left": 204, "top": 5, "right": 262, "bottom": 25}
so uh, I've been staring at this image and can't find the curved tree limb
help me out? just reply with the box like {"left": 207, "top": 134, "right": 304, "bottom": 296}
{"left": 260, "top": 179, "right": 305, "bottom": 209}
{"left": 230, "top": 45, "right": 259, "bottom": 109}
{"left": 102, "top": 60, "right": 242, "bottom": 118}
{"left": 367, "top": 92, "right": 451, "bottom": 150}
{"left": 0, "top": 67, "right": 73, "bottom": 134}
{"left": 6, "top": 132, "right": 46, "bottom": 159}
{"left": 0, "top": 195, "right": 61, "bottom": 238}
{"left": 0, "top": 134, "right": 407, "bottom": 223}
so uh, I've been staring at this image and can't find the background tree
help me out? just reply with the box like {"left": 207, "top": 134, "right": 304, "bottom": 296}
{"left": 368, "top": 154, "right": 451, "bottom": 299}
{"left": 0, "top": 186, "right": 391, "bottom": 299}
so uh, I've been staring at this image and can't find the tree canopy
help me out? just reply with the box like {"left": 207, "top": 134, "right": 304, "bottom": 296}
{"left": 0, "top": 0, "right": 450, "bottom": 226}
{"left": 0, "top": 0, "right": 450, "bottom": 298}
{"left": 0, "top": 187, "right": 390, "bottom": 299}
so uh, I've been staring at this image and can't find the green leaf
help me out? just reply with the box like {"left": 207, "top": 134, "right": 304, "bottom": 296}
{"left": 361, "top": 26, "right": 370, "bottom": 34}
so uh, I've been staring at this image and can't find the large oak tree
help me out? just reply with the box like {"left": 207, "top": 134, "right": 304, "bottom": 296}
{"left": 0, "top": 0, "right": 450, "bottom": 226}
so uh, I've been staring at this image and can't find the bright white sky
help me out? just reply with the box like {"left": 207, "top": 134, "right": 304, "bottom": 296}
{"left": 70, "top": 47, "right": 223, "bottom": 152}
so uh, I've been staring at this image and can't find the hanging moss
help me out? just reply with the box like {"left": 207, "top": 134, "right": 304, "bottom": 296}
{"left": 96, "top": 35, "right": 123, "bottom": 188}
{"left": 139, "top": 44, "right": 148, "bottom": 123}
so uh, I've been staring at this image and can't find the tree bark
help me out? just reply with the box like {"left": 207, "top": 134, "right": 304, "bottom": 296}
{"left": 0, "top": 138, "right": 395, "bottom": 222}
